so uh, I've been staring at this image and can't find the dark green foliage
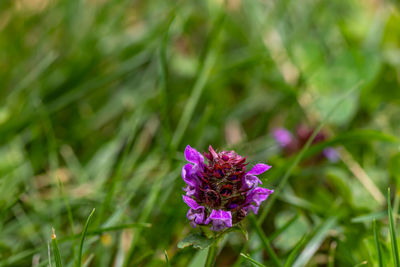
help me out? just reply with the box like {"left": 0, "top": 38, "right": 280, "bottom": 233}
{"left": 0, "top": 0, "right": 400, "bottom": 266}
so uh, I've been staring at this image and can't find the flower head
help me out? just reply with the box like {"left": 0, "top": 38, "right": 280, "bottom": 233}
{"left": 182, "top": 145, "right": 273, "bottom": 231}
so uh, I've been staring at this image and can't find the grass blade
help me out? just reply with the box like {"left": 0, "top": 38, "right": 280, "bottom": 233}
{"left": 270, "top": 214, "right": 299, "bottom": 241}
{"left": 388, "top": 188, "right": 400, "bottom": 267}
{"left": 351, "top": 211, "right": 386, "bottom": 223}
{"left": 82, "top": 254, "right": 94, "bottom": 267}
{"left": 248, "top": 214, "right": 282, "bottom": 267}
{"left": 292, "top": 217, "right": 337, "bottom": 267}
{"left": 284, "top": 235, "right": 306, "bottom": 267}
{"left": 164, "top": 250, "right": 171, "bottom": 267}
{"left": 75, "top": 208, "right": 95, "bottom": 267}
{"left": 57, "top": 175, "right": 76, "bottom": 263}
{"left": 51, "top": 228, "right": 63, "bottom": 267}
{"left": 240, "top": 253, "right": 266, "bottom": 267}
{"left": 328, "top": 241, "right": 337, "bottom": 267}
{"left": 57, "top": 178, "right": 75, "bottom": 234}
{"left": 48, "top": 241, "right": 52, "bottom": 267}
{"left": 373, "top": 219, "right": 384, "bottom": 267}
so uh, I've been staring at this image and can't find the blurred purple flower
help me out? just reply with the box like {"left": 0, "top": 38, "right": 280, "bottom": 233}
{"left": 323, "top": 147, "right": 339, "bottom": 163}
{"left": 273, "top": 125, "right": 339, "bottom": 163}
{"left": 181, "top": 145, "right": 274, "bottom": 231}
{"left": 273, "top": 128, "right": 293, "bottom": 147}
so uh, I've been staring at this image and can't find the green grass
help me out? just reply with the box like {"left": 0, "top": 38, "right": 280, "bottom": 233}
{"left": 1, "top": 0, "right": 400, "bottom": 266}
{"left": 389, "top": 188, "right": 400, "bottom": 267}
{"left": 373, "top": 219, "right": 384, "bottom": 267}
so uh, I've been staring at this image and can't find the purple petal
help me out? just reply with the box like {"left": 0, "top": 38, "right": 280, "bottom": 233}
{"left": 208, "top": 145, "right": 219, "bottom": 159}
{"left": 247, "top": 187, "right": 274, "bottom": 206}
{"left": 182, "top": 195, "right": 201, "bottom": 210}
{"left": 273, "top": 128, "right": 293, "bottom": 147}
{"left": 243, "top": 204, "right": 260, "bottom": 215}
{"left": 187, "top": 208, "right": 206, "bottom": 227}
{"left": 184, "top": 185, "right": 197, "bottom": 197}
{"left": 185, "top": 145, "right": 204, "bottom": 165}
{"left": 205, "top": 210, "right": 232, "bottom": 231}
{"left": 247, "top": 163, "right": 272, "bottom": 176}
{"left": 242, "top": 175, "right": 262, "bottom": 190}
{"left": 182, "top": 163, "right": 197, "bottom": 187}
{"left": 183, "top": 196, "right": 206, "bottom": 227}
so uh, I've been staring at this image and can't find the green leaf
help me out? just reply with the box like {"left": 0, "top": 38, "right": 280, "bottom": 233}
{"left": 388, "top": 188, "right": 400, "bottom": 267}
{"left": 177, "top": 233, "right": 215, "bottom": 250}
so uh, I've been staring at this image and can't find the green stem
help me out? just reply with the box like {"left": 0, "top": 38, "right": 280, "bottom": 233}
{"left": 205, "top": 241, "right": 218, "bottom": 267}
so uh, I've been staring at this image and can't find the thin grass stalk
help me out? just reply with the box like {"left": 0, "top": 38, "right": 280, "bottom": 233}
{"left": 388, "top": 188, "right": 400, "bottom": 267}
{"left": 240, "top": 253, "right": 266, "bottom": 267}
{"left": 75, "top": 209, "right": 95, "bottom": 267}
{"left": 51, "top": 228, "right": 63, "bottom": 267}
{"left": 373, "top": 219, "right": 383, "bottom": 267}
{"left": 284, "top": 236, "right": 306, "bottom": 267}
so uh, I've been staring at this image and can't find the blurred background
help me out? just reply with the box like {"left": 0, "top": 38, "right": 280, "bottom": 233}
{"left": 1, "top": 0, "right": 400, "bottom": 266}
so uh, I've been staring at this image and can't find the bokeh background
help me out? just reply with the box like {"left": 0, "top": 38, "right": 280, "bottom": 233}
{"left": 1, "top": 0, "right": 400, "bottom": 266}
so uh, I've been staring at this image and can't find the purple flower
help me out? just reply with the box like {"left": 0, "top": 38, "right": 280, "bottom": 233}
{"left": 323, "top": 147, "right": 339, "bottom": 163}
{"left": 274, "top": 125, "right": 339, "bottom": 163}
{"left": 181, "top": 145, "right": 273, "bottom": 231}
{"left": 273, "top": 128, "right": 293, "bottom": 147}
